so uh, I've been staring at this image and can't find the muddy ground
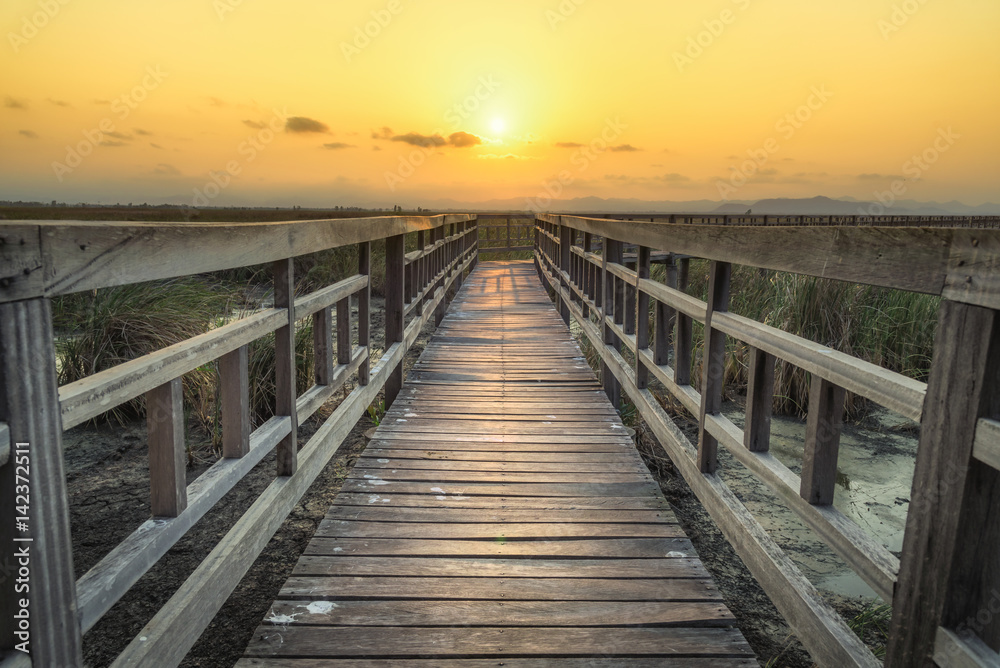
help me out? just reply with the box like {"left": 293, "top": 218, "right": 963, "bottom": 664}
{"left": 65, "top": 290, "right": 883, "bottom": 668}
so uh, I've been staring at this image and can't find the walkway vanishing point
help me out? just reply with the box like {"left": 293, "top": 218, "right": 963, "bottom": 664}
{"left": 239, "top": 262, "right": 757, "bottom": 665}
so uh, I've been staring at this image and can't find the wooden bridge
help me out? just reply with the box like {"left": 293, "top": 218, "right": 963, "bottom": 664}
{"left": 1, "top": 213, "right": 1000, "bottom": 667}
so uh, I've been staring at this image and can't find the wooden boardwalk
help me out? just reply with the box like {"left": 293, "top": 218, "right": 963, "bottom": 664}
{"left": 239, "top": 261, "right": 756, "bottom": 666}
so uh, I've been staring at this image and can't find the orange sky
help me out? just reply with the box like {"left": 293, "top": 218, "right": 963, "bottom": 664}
{"left": 2, "top": 0, "right": 998, "bottom": 209}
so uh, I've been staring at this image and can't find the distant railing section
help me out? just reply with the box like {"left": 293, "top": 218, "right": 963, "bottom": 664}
{"left": 579, "top": 212, "right": 1000, "bottom": 227}
{"left": 0, "top": 214, "right": 478, "bottom": 667}
{"left": 533, "top": 213, "right": 1000, "bottom": 668}
{"left": 475, "top": 214, "right": 535, "bottom": 254}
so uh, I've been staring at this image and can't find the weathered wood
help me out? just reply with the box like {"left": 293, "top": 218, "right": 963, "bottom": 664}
{"left": 59, "top": 307, "right": 286, "bottom": 430}
{"left": 293, "top": 274, "right": 368, "bottom": 321}
{"left": 0, "top": 422, "right": 9, "bottom": 467}
{"left": 358, "top": 241, "right": 371, "bottom": 385}
{"left": 77, "top": 416, "right": 289, "bottom": 632}
{"left": 558, "top": 224, "right": 572, "bottom": 325}
{"left": 237, "top": 659, "right": 757, "bottom": 668}
{"left": 698, "top": 261, "right": 731, "bottom": 474}
{"left": 800, "top": 376, "right": 846, "bottom": 506}
{"left": 220, "top": 346, "right": 251, "bottom": 459}
{"left": 336, "top": 297, "right": 351, "bottom": 366}
{"left": 636, "top": 246, "right": 651, "bottom": 389}
{"left": 2, "top": 214, "right": 472, "bottom": 303}
{"left": 305, "top": 536, "right": 689, "bottom": 557}
{"left": 146, "top": 378, "right": 187, "bottom": 517}
{"left": 744, "top": 347, "right": 775, "bottom": 453}
{"left": 312, "top": 306, "right": 333, "bottom": 386}
{"left": 675, "top": 257, "right": 693, "bottom": 386}
{"left": 888, "top": 301, "right": 1000, "bottom": 666}
{"left": 274, "top": 258, "right": 298, "bottom": 476}
{"left": 934, "top": 627, "right": 1000, "bottom": 667}
{"left": 0, "top": 298, "right": 82, "bottom": 665}
{"left": 973, "top": 418, "right": 1000, "bottom": 470}
{"left": 385, "top": 234, "right": 405, "bottom": 406}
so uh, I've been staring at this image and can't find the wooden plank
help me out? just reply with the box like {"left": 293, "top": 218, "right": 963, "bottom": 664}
{"left": 147, "top": 378, "right": 187, "bottom": 517}
{"left": 280, "top": 577, "right": 719, "bottom": 602}
{"left": 347, "top": 469, "right": 648, "bottom": 484}
{"left": 246, "top": 626, "right": 751, "bottom": 659}
{"left": 332, "top": 493, "right": 668, "bottom": 510}
{"left": 324, "top": 506, "right": 669, "bottom": 523}
{"left": 339, "top": 479, "right": 659, "bottom": 497}
{"left": 304, "top": 536, "right": 691, "bottom": 558}
{"left": 221, "top": 345, "right": 251, "bottom": 459}
{"left": 261, "top": 599, "right": 734, "bottom": 627}
{"left": 274, "top": 258, "right": 298, "bottom": 476}
{"left": 237, "top": 659, "right": 758, "bottom": 667}
{"left": 0, "top": 298, "right": 83, "bottom": 665}
{"left": 293, "top": 274, "right": 368, "bottom": 321}
{"left": 292, "top": 556, "right": 708, "bottom": 579}
{"left": 973, "top": 418, "right": 1000, "bottom": 471}
{"left": 675, "top": 257, "right": 693, "bottom": 386}
{"left": 352, "top": 458, "right": 642, "bottom": 473}
{"left": 888, "top": 301, "right": 1000, "bottom": 666}
{"left": 0, "top": 422, "right": 8, "bottom": 467}
{"left": 744, "top": 347, "right": 775, "bottom": 453}
{"left": 316, "top": 520, "right": 682, "bottom": 539}
{"left": 312, "top": 306, "right": 333, "bottom": 385}
{"left": 934, "top": 627, "right": 1000, "bottom": 668}
{"left": 636, "top": 246, "right": 651, "bottom": 389}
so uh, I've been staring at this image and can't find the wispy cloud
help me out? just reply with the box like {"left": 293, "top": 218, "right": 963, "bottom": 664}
{"left": 46, "top": 98, "right": 72, "bottom": 108}
{"left": 4, "top": 96, "right": 28, "bottom": 110}
{"left": 555, "top": 141, "right": 584, "bottom": 148}
{"left": 18, "top": 130, "right": 38, "bottom": 139}
{"left": 372, "top": 126, "right": 394, "bottom": 140}
{"left": 152, "top": 163, "right": 181, "bottom": 176}
{"left": 105, "top": 131, "right": 133, "bottom": 141}
{"left": 285, "top": 116, "right": 329, "bottom": 133}
{"left": 322, "top": 142, "right": 355, "bottom": 150}
{"left": 243, "top": 120, "right": 266, "bottom": 129}
{"left": 100, "top": 140, "right": 128, "bottom": 147}
{"left": 134, "top": 128, "right": 153, "bottom": 136}
{"left": 392, "top": 132, "right": 447, "bottom": 148}
{"left": 610, "top": 144, "right": 640, "bottom": 152}
{"left": 448, "top": 131, "right": 482, "bottom": 148}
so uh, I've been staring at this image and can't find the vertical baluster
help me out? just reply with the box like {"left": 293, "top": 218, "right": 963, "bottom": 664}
{"left": 674, "top": 258, "right": 693, "bottom": 385}
{"left": 313, "top": 306, "right": 333, "bottom": 385}
{"left": 603, "top": 238, "right": 623, "bottom": 407}
{"left": 625, "top": 245, "right": 637, "bottom": 336}
{"left": 415, "top": 230, "right": 425, "bottom": 316}
{"left": 635, "top": 246, "right": 651, "bottom": 389}
{"left": 220, "top": 345, "right": 250, "bottom": 459}
{"left": 559, "top": 223, "right": 571, "bottom": 325}
{"left": 385, "top": 234, "right": 405, "bottom": 406}
{"left": 697, "top": 261, "right": 731, "bottom": 474}
{"left": 744, "top": 347, "right": 776, "bottom": 453}
{"left": 358, "top": 241, "right": 371, "bottom": 385}
{"left": 147, "top": 378, "right": 187, "bottom": 517}
{"left": 800, "top": 376, "right": 846, "bottom": 505}
{"left": 583, "top": 233, "right": 593, "bottom": 318}
{"left": 273, "top": 258, "right": 298, "bottom": 476}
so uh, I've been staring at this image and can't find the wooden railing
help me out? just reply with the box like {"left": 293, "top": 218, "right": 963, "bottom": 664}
{"left": 0, "top": 214, "right": 477, "bottom": 667}
{"left": 533, "top": 213, "right": 1000, "bottom": 668}
{"left": 475, "top": 214, "right": 535, "bottom": 255}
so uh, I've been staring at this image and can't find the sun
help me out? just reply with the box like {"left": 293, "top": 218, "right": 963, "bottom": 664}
{"left": 490, "top": 117, "right": 506, "bottom": 134}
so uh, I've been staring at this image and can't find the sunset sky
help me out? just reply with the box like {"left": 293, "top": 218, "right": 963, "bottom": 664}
{"left": 2, "top": 0, "right": 998, "bottom": 209}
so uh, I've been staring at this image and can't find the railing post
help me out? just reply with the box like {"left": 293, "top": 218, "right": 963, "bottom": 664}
{"left": 744, "top": 347, "right": 775, "bottom": 453}
{"left": 654, "top": 255, "right": 676, "bottom": 366}
{"left": 582, "top": 233, "right": 593, "bottom": 319}
{"left": 415, "top": 231, "right": 425, "bottom": 316}
{"left": 273, "top": 258, "right": 298, "bottom": 476}
{"left": 534, "top": 220, "right": 543, "bottom": 283}
{"left": 602, "top": 237, "right": 622, "bottom": 407}
{"left": 147, "top": 378, "right": 187, "bottom": 517}
{"left": 697, "top": 261, "right": 731, "bottom": 474}
{"left": 674, "top": 258, "right": 693, "bottom": 385}
{"left": 558, "top": 223, "right": 571, "bottom": 326}
{"left": 454, "top": 221, "right": 465, "bottom": 291}
{"left": 385, "top": 233, "right": 405, "bottom": 406}
{"left": 220, "top": 345, "right": 250, "bottom": 458}
{"left": 433, "top": 225, "right": 446, "bottom": 327}
{"left": 635, "top": 246, "right": 651, "bottom": 389}
{"left": 0, "top": 298, "right": 83, "bottom": 665}
{"left": 313, "top": 305, "right": 334, "bottom": 386}
{"left": 337, "top": 290, "right": 352, "bottom": 368}
{"left": 887, "top": 300, "right": 1000, "bottom": 665}
{"left": 800, "top": 376, "right": 846, "bottom": 505}
{"left": 358, "top": 241, "right": 371, "bottom": 386}
{"left": 625, "top": 245, "right": 637, "bottom": 336}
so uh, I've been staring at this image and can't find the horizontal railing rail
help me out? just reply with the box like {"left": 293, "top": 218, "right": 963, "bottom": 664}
{"left": 0, "top": 214, "right": 478, "bottom": 666}
{"left": 475, "top": 214, "right": 536, "bottom": 254}
{"left": 533, "top": 212, "right": 1000, "bottom": 668}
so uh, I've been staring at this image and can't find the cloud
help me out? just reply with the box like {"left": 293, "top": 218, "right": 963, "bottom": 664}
{"left": 99, "top": 140, "right": 127, "bottom": 147}
{"left": 152, "top": 163, "right": 181, "bottom": 176}
{"left": 150, "top": 142, "right": 164, "bottom": 149}
{"left": 208, "top": 96, "right": 227, "bottom": 107}
{"left": 285, "top": 116, "right": 329, "bottom": 133}
{"left": 392, "top": 132, "right": 447, "bottom": 148}
{"left": 372, "top": 145, "right": 382, "bottom": 151}
{"left": 105, "top": 131, "right": 132, "bottom": 141}
{"left": 656, "top": 172, "right": 691, "bottom": 182}
{"left": 555, "top": 142, "right": 584, "bottom": 148}
{"left": 478, "top": 153, "right": 537, "bottom": 160}
{"left": 448, "top": 131, "right": 482, "bottom": 148}
{"left": 857, "top": 173, "right": 890, "bottom": 181}
{"left": 4, "top": 96, "right": 28, "bottom": 110}
{"left": 243, "top": 120, "right": 266, "bottom": 129}
{"left": 610, "top": 144, "right": 640, "bottom": 152}
{"left": 371, "top": 126, "right": 394, "bottom": 139}
{"left": 18, "top": 130, "right": 38, "bottom": 139}
{"left": 46, "top": 98, "right": 72, "bottom": 108}
{"left": 322, "top": 142, "right": 355, "bottom": 150}
{"left": 134, "top": 128, "right": 153, "bottom": 136}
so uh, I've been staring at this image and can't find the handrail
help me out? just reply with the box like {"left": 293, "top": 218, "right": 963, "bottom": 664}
{"left": 533, "top": 212, "right": 1000, "bottom": 667}
{"left": 0, "top": 214, "right": 478, "bottom": 666}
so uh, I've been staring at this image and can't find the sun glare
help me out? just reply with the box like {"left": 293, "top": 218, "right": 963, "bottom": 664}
{"left": 490, "top": 118, "right": 507, "bottom": 135}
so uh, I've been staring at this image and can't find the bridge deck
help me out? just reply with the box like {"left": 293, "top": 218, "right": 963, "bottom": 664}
{"left": 239, "top": 261, "right": 756, "bottom": 666}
